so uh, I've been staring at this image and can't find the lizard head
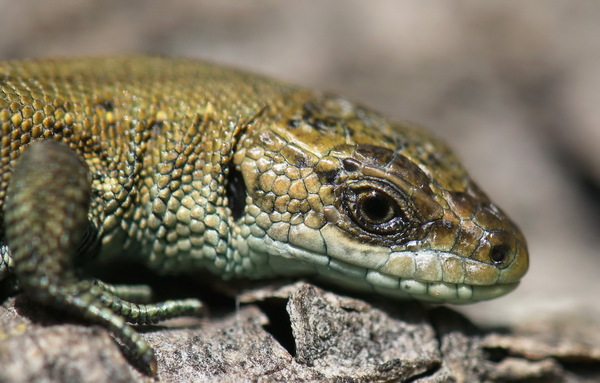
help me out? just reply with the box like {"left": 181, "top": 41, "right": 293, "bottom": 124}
{"left": 231, "top": 94, "right": 528, "bottom": 303}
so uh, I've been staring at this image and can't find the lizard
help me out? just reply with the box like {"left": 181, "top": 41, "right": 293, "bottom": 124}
{"left": 0, "top": 56, "right": 529, "bottom": 375}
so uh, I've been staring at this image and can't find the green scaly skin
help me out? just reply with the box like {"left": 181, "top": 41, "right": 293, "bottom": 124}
{"left": 0, "top": 56, "right": 528, "bottom": 375}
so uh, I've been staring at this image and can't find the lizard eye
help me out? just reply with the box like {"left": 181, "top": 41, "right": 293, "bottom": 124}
{"left": 342, "top": 180, "right": 409, "bottom": 235}
{"left": 357, "top": 190, "right": 396, "bottom": 224}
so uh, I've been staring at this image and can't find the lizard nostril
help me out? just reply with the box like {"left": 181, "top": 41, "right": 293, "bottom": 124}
{"left": 489, "top": 245, "right": 510, "bottom": 266}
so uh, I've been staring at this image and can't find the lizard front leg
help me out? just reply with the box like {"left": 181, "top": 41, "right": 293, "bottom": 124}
{"left": 4, "top": 140, "right": 203, "bottom": 375}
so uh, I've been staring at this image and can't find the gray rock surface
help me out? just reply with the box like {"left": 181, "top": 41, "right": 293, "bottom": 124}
{"left": 1, "top": 282, "right": 598, "bottom": 382}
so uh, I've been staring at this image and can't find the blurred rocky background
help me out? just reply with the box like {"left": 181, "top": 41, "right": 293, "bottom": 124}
{"left": 1, "top": 0, "right": 598, "bottom": 335}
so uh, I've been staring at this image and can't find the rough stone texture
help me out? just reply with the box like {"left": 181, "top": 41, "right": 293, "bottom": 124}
{"left": 0, "top": 296, "right": 143, "bottom": 383}
{"left": 1, "top": 282, "right": 599, "bottom": 382}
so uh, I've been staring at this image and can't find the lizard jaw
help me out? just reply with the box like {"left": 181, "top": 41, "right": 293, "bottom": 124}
{"left": 246, "top": 233, "right": 521, "bottom": 303}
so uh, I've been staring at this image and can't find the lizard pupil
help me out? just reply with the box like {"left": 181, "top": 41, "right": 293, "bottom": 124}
{"left": 359, "top": 191, "right": 395, "bottom": 224}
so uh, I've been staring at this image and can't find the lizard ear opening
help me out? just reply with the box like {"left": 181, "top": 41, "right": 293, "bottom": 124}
{"left": 226, "top": 165, "right": 247, "bottom": 220}
{"left": 225, "top": 106, "right": 266, "bottom": 221}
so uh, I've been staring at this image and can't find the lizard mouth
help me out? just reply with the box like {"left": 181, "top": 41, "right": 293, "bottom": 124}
{"left": 316, "top": 259, "right": 521, "bottom": 303}
{"left": 310, "top": 250, "right": 521, "bottom": 303}
{"left": 250, "top": 234, "right": 521, "bottom": 303}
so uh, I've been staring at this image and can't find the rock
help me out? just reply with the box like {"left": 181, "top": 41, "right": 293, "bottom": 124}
{"left": 1, "top": 282, "right": 599, "bottom": 382}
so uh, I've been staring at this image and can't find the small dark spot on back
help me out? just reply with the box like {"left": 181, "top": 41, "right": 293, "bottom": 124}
{"left": 310, "top": 118, "right": 338, "bottom": 134}
{"left": 287, "top": 119, "right": 301, "bottom": 128}
{"left": 97, "top": 100, "right": 114, "bottom": 111}
{"left": 302, "top": 102, "right": 318, "bottom": 116}
{"left": 301, "top": 102, "right": 339, "bottom": 134}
